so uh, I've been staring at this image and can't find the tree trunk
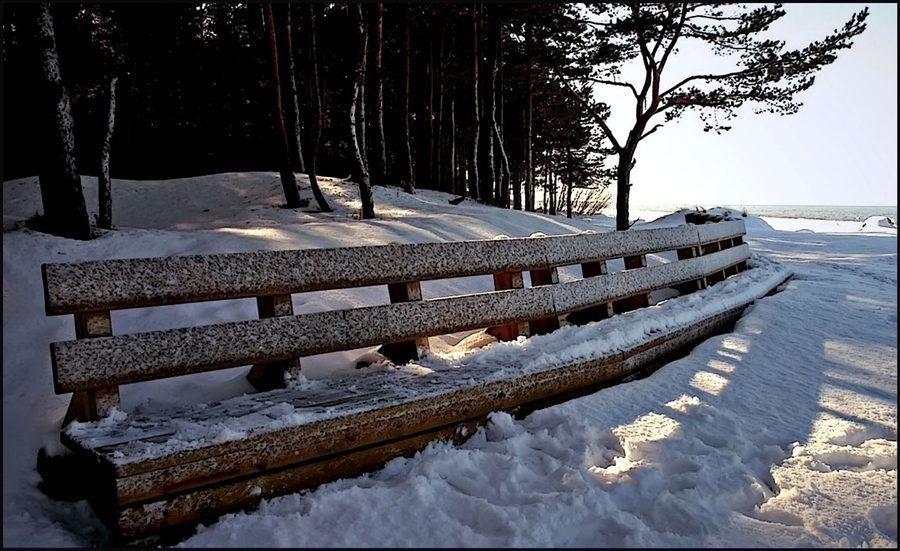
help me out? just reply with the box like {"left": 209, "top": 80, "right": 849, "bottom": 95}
{"left": 98, "top": 75, "right": 118, "bottom": 230}
{"left": 434, "top": 20, "right": 446, "bottom": 192}
{"left": 280, "top": 4, "right": 306, "bottom": 174}
{"left": 549, "top": 150, "right": 556, "bottom": 216}
{"left": 616, "top": 149, "right": 635, "bottom": 231}
{"left": 426, "top": 36, "right": 434, "bottom": 190}
{"left": 306, "top": 4, "right": 332, "bottom": 213}
{"left": 351, "top": 3, "right": 375, "bottom": 219}
{"left": 496, "top": 12, "right": 507, "bottom": 207}
{"left": 541, "top": 168, "right": 548, "bottom": 214}
{"left": 479, "top": 4, "right": 495, "bottom": 205}
{"left": 487, "top": 5, "right": 508, "bottom": 208}
{"left": 524, "top": 21, "right": 534, "bottom": 212}
{"left": 35, "top": 3, "right": 92, "bottom": 240}
{"left": 468, "top": 4, "right": 480, "bottom": 202}
{"left": 400, "top": 4, "right": 414, "bottom": 193}
{"left": 263, "top": 3, "right": 303, "bottom": 208}
{"left": 457, "top": 112, "right": 468, "bottom": 199}
{"left": 512, "top": 161, "right": 522, "bottom": 211}
{"left": 566, "top": 147, "right": 573, "bottom": 219}
{"left": 371, "top": 2, "right": 386, "bottom": 187}
{"left": 449, "top": 95, "right": 458, "bottom": 196}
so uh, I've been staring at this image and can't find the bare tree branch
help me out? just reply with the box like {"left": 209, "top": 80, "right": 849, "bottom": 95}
{"left": 639, "top": 123, "right": 664, "bottom": 141}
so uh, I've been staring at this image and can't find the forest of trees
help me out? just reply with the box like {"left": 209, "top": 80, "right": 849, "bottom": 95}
{"left": 2, "top": 3, "right": 868, "bottom": 239}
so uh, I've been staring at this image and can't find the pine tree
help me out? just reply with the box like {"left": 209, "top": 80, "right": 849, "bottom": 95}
{"left": 572, "top": 4, "right": 869, "bottom": 230}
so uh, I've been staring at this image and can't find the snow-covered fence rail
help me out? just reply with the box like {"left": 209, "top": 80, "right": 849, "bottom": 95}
{"left": 39, "top": 218, "right": 756, "bottom": 544}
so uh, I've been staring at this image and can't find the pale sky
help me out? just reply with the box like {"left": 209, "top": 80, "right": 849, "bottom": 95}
{"left": 598, "top": 3, "right": 898, "bottom": 208}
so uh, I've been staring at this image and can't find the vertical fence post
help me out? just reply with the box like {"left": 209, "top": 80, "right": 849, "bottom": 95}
{"left": 487, "top": 271, "right": 530, "bottom": 341}
{"left": 674, "top": 245, "right": 707, "bottom": 294}
{"left": 247, "top": 294, "right": 301, "bottom": 391}
{"left": 702, "top": 240, "right": 727, "bottom": 285}
{"left": 612, "top": 255, "right": 651, "bottom": 313}
{"left": 732, "top": 235, "right": 748, "bottom": 272}
{"left": 64, "top": 311, "right": 119, "bottom": 425}
{"left": 528, "top": 266, "right": 561, "bottom": 335}
{"left": 378, "top": 281, "right": 431, "bottom": 364}
{"left": 566, "top": 260, "right": 614, "bottom": 325}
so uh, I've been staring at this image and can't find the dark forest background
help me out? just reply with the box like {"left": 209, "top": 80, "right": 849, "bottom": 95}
{"left": 3, "top": 3, "right": 610, "bottom": 214}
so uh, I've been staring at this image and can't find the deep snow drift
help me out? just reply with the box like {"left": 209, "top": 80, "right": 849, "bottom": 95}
{"left": 3, "top": 173, "right": 896, "bottom": 548}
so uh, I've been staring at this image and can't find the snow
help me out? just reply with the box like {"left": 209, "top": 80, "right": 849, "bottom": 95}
{"left": 3, "top": 172, "right": 897, "bottom": 547}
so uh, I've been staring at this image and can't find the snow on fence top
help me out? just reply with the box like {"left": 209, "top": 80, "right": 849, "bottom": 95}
{"left": 42, "top": 220, "right": 745, "bottom": 315}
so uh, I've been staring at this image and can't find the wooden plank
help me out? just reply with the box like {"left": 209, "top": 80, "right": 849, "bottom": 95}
{"left": 612, "top": 254, "right": 651, "bottom": 314}
{"left": 566, "top": 260, "right": 613, "bottom": 325}
{"left": 378, "top": 281, "right": 431, "bottom": 364}
{"left": 540, "top": 225, "right": 701, "bottom": 267}
{"left": 51, "top": 245, "right": 751, "bottom": 393}
{"left": 703, "top": 241, "right": 727, "bottom": 285}
{"left": 550, "top": 245, "right": 749, "bottom": 313}
{"left": 97, "top": 305, "right": 748, "bottom": 539}
{"left": 695, "top": 219, "right": 745, "bottom": 244}
{"left": 674, "top": 246, "right": 707, "bottom": 294}
{"left": 528, "top": 267, "right": 560, "bottom": 335}
{"left": 732, "top": 236, "right": 748, "bottom": 272}
{"left": 63, "top": 311, "right": 119, "bottom": 424}
{"left": 113, "top": 419, "right": 486, "bottom": 542}
{"left": 486, "top": 272, "right": 529, "bottom": 341}
{"left": 247, "top": 294, "right": 301, "bottom": 391}
{"left": 42, "top": 226, "right": 704, "bottom": 315}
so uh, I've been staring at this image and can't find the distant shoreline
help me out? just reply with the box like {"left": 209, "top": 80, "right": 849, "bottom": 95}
{"left": 626, "top": 204, "right": 897, "bottom": 222}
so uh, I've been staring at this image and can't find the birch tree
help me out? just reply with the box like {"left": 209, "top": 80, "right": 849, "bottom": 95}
{"left": 97, "top": 76, "right": 117, "bottom": 230}
{"left": 370, "top": 2, "right": 387, "bottom": 188}
{"left": 351, "top": 3, "right": 375, "bottom": 219}
{"left": 35, "top": 3, "right": 93, "bottom": 240}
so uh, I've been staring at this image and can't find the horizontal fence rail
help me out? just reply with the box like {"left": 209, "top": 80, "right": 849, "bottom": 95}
{"left": 44, "top": 219, "right": 749, "bottom": 422}
{"left": 51, "top": 244, "right": 749, "bottom": 392}
{"left": 43, "top": 221, "right": 746, "bottom": 315}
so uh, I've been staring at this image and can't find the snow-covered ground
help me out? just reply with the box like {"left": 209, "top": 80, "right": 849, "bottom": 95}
{"left": 3, "top": 173, "right": 896, "bottom": 547}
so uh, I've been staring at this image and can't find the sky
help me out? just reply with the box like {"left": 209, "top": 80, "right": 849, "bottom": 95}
{"left": 594, "top": 3, "right": 898, "bottom": 208}
{"left": 2, "top": 172, "right": 896, "bottom": 547}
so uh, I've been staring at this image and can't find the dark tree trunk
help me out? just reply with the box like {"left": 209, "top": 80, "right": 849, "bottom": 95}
{"left": 616, "top": 149, "right": 635, "bottom": 230}
{"left": 487, "top": 5, "right": 508, "bottom": 208}
{"left": 457, "top": 111, "right": 468, "bottom": 199}
{"left": 468, "top": 4, "right": 480, "bottom": 202}
{"left": 524, "top": 22, "right": 534, "bottom": 212}
{"left": 279, "top": 4, "right": 305, "bottom": 174}
{"left": 263, "top": 3, "right": 303, "bottom": 208}
{"left": 400, "top": 4, "right": 414, "bottom": 193}
{"left": 512, "top": 161, "right": 522, "bottom": 211}
{"left": 98, "top": 75, "right": 118, "bottom": 230}
{"left": 351, "top": 3, "right": 375, "bottom": 219}
{"left": 306, "top": 4, "right": 332, "bottom": 213}
{"left": 479, "top": 4, "right": 495, "bottom": 205}
{"left": 566, "top": 147, "right": 573, "bottom": 219}
{"left": 434, "top": 20, "right": 446, "bottom": 192}
{"left": 450, "top": 95, "right": 458, "bottom": 196}
{"left": 548, "top": 150, "right": 556, "bottom": 216}
{"left": 426, "top": 36, "right": 434, "bottom": 190}
{"left": 35, "top": 3, "right": 93, "bottom": 240}
{"left": 496, "top": 12, "right": 507, "bottom": 207}
{"left": 371, "top": 2, "right": 386, "bottom": 187}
